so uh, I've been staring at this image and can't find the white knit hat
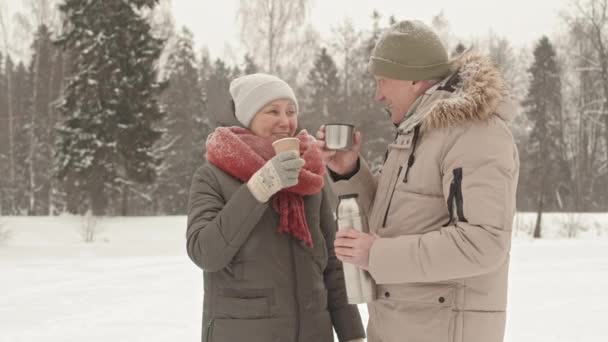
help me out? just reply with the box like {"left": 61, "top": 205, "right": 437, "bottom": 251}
{"left": 229, "top": 73, "right": 298, "bottom": 127}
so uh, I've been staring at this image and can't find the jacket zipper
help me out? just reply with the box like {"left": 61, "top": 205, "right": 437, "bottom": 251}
{"left": 381, "top": 126, "right": 420, "bottom": 227}
{"left": 443, "top": 177, "right": 457, "bottom": 227}
{"left": 453, "top": 167, "right": 468, "bottom": 223}
{"left": 382, "top": 166, "right": 402, "bottom": 227}
{"left": 205, "top": 317, "right": 216, "bottom": 342}
{"left": 402, "top": 125, "right": 420, "bottom": 184}
{"left": 289, "top": 240, "right": 301, "bottom": 341}
{"left": 380, "top": 132, "right": 400, "bottom": 175}
{"left": 443, "top": 167, "right": 467, "bottom": 226}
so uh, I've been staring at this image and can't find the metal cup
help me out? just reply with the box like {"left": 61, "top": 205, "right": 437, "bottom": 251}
{"left": 325, "top": 123, "right": 354, "bottom": 150}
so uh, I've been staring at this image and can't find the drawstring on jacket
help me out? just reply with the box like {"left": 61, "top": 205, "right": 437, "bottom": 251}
{"left": 402, "top": 124, "right": 421, "bottom": 183}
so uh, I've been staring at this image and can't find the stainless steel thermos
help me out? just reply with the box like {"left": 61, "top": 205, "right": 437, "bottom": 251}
{"left": 336, "top": 194, "right": 376, "bottom": 304}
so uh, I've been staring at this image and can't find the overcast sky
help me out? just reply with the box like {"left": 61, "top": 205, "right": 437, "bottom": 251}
{"left": 172, "top": 0, "right": 573, "bottom": 61}
{"left": 2, "top": 0, "right": 574, "bottom": 63}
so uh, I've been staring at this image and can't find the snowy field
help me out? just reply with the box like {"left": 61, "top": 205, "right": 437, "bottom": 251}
{"left": 0, "top": 213, "right": 607, "bottom": 342}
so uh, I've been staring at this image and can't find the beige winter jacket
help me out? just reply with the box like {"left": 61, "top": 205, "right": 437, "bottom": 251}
{"left": 330, "top": 51, "right": 520, "bottom": 342}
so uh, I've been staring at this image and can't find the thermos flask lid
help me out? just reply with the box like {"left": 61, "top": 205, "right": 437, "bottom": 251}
{"left": 338, "top": 194, "right": 358, "bottom": 200}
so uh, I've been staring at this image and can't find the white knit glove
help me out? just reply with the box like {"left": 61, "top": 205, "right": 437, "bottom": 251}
{"left": 247, "top": 150, "right": 304, "bottom": 203}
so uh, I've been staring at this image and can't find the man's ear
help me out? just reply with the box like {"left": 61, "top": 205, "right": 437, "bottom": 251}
{"left": 412, "top": 80, "right": 425, "bottom": 93}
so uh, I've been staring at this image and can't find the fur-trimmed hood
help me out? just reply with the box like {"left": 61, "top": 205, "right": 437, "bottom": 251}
{"left": 401, "top": 50, "right": 515, "bottom": 133}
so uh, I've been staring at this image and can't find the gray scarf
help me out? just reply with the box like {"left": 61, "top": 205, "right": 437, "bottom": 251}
{"left": 396, "top": 83, "right": 439, "bottom": 134}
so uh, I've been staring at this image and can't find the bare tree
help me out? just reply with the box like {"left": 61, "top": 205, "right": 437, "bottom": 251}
{"left": 559, "top": 15, "right": 606, "bottom": 211}
{"left": 18, "top": 0, "right": 61, "bottom": 32}
{"left": 485, "top": 32, "right": 530, "bottom": 102}
{"left": 79, "top": 209, "right": 100, "bottom": 243}
{"left": 567, "top": 0, "right": 608, "bottom": 204}
{"left": 431, "top": 10, "right": 452, "bottom": 52}
{"left": 0, "top": 220, "right": 10, "bottom": 244}
{"left": 282, "top": 24, "right": 320, "bottom": 87}
{"left": 10, "top": 0, "right": 62, "bottom": 215}
{"left": 331, "top": 19, "right": 361, "bottom": 116}
{"left": 237, "top": 0, "right": 310, "bottom": 74}
{"left": 146, "top": 0, "right": 175, "bottom": 39}
{"left": 147, "top": 0, "right": 176, "bottom": 80}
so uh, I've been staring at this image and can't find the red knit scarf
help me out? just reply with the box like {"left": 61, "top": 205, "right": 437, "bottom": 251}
{"left": 206, "top": 127, "right": 325, "bottom": 247}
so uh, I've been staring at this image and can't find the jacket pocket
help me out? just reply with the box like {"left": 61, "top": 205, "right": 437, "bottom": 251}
{"left": 375, "top": 284, "right": 457, "bottom": 342}
{"left": 215, "top": 288, "right": 273, "bottom": 319}
{"left": 444, "top": 167, "right": 468, "bottom": 226}
{"left": 209, "top": 317, "right": 286, "bottom": 342}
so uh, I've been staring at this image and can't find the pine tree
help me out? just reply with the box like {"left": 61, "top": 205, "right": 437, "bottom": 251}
{"left": 524, "top": 37, "right": 567, "bottom": 238}
{"left": 0, "top": 52, "right": 7, "bottom": 214}
{"left": 197, "top": 48, "right": 212, "bottom": 111}
{"left": 26, "top": 24, "right": 55, "bottom": 215}
{"left": 243, "top": 54, "right": 259, "bottom": 75}
{"left": 12, "top": 61, "right": 32, "bottom": 214}
{"left": 157, "top": 26, "right": 209, "bottom": 214}
{"left": 0, "top": 53, "right": 18, "bottom": 214}
{"left": 451, "top": 42, "right": 466, "bottom": 57}
{"left": 55, "top": 0, "right": 166, "bottom": 215}
{"left": 205, "top": 58, "right": 233, "bottom": 128}
{"left": 301, "top": 47, "right": 341, "bottom": 133}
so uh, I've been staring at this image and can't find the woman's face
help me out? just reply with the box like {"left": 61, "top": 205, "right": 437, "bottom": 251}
{"left": 249, "top": 99, "right": 298, "bottom": 140}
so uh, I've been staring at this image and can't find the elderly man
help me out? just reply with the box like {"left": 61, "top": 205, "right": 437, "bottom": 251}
{"left": 316, "top": 20, "right": 519, "bottom": 342}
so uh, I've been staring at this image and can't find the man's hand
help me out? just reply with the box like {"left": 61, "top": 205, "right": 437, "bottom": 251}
{"left": 315, "top": 125, "right": 362, "bottom": 175}
{"left": 334, "top": 229, "right": 378, "bottom": 270}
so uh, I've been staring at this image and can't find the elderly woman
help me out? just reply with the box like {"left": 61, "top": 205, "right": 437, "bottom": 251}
{"left": 186, "top": 73, "right": 365, "bottom": 342}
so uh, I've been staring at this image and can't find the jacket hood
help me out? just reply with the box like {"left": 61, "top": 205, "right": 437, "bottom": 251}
{"left": 420, "top": 50, "right": 514, "bottom": 131}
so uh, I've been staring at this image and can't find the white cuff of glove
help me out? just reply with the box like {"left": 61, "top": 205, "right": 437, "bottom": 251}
{"left": 247, "top": 163, "right": 282, "bottom": 203}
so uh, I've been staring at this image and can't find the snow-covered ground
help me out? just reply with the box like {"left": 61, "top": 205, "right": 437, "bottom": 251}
{"left": 0, "top": 214, "right": 607, "bottom": 342}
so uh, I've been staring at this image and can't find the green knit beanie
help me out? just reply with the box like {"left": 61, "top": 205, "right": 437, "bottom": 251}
{"left": 369, "top": 20, "right": 452, "bottom": 81}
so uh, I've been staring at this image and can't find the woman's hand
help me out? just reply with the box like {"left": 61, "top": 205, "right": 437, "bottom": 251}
{"left": 247, "top": 150, "right": 305, "bottom": 203}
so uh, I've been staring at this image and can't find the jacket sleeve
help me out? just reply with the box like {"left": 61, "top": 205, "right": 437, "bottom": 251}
{"left": 328, "top": 157, "right": 378, "bottom": 224}
{"left": 186, "top": 165, "right": 269, "bottom": 272}
{"left": 369, "top": 120, "right": 520, "bottom": 283}
{"left": 319, "top": 186, "right": 366, "bottom": 342}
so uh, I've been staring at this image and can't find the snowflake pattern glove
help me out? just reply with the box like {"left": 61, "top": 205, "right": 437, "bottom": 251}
{"left": 247, "top": 150, "right": 304, "bottom": 203}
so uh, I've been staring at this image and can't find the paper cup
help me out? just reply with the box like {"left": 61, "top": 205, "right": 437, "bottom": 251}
{"left": 272, "top": 137, "right": 300, "bottom": 154}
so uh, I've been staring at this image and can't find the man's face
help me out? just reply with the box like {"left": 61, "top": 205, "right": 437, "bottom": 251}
{"left": 373, "top": 76, "right": 420, "bottom": 124}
